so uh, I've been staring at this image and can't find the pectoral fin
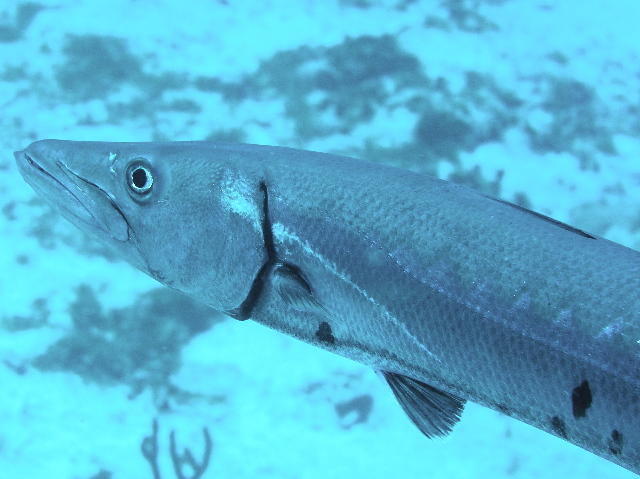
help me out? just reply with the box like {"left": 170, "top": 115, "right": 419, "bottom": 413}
{"left": 273, "top": 263, "right": 327, "bottom": 315}
{"left": 379, "top": 370, "right": 465, "bottom": 438}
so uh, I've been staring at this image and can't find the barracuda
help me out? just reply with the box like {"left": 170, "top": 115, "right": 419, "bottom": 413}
{"left": 14, "top": 140, "right": 640, "bottom": 474}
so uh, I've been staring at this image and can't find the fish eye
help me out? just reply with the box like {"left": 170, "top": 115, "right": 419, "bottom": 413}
{"left": 125, "top": 158, "right": 154, "bottom": 200}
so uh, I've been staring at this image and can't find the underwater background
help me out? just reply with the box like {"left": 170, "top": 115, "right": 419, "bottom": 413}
{"left": 2, "top": 0, "right": 640, "bottom": 477}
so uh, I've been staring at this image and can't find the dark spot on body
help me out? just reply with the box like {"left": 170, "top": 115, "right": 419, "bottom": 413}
{"left": 316, "top": 321, "right": 335, "bottom": 344}
{"left": 609, "top": 429, "right": 623, "bottom": 455}
{"left": 550, "top": 415, "right": 568, "bottom": 439}
{"left": 571, "top": 380, "right": 592, "bottom": 419}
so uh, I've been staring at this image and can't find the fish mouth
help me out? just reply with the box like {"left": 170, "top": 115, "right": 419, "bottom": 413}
{"left": 14, "top": 149, "right": 131, "bottom": 242}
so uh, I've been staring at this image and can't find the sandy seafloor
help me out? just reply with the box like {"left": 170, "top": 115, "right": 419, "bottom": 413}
{"left": 1, "top": 0, "right": 640, "bottom": 478}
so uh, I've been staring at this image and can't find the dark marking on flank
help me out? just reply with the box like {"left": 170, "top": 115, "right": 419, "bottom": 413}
{"left": 571, "top": 380, "right": 592, "bottom": 419}
{"left": 550, "top": 416, "right": 568, "bottom": 439}
{"left": 609, "top": 429, "right": 623, "bottom": 455}
{"left": 316, "top": 321, "right": 335, "bottom": 345}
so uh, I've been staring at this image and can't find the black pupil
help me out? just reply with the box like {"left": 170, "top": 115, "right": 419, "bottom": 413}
{"left": 132, "top": 168, "right": 148, "bottom": 189}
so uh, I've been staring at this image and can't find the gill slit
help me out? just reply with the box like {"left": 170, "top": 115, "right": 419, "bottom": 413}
{"left": 227, "top": 181, "right": 278, "bottom": 320}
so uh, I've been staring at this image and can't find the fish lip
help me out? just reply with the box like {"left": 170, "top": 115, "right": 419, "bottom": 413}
{"left": 18, "top": 150, "right": 46, "bottom": 175}
{"left": 16, "top": 151, "right": 70, "bottom": 199}
{"left": 14, "top": 149, "right": 131, "bottom": 241}
{"left": 15, "top": 149, "right": 78, "bottom": 209}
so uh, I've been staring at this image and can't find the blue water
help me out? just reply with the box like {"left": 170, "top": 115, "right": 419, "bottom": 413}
{"left": 1, "top": 1, "right": 639, "bottom": 477}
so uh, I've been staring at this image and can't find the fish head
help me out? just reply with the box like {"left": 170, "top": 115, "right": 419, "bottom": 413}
{"left": 15, "top": 139, "right": 267, "bottom": 311}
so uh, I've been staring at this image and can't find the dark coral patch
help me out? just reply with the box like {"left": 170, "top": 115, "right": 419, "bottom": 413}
{"left": 335, "top": 394, "right": 374, "bottom": 428}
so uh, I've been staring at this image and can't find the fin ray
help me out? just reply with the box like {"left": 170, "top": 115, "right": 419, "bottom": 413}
{"left": 273, "top": 263, "right": 327, "bottom": 314}
{"left": 379, "top": 370, "right": 465, "bottom": 438}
